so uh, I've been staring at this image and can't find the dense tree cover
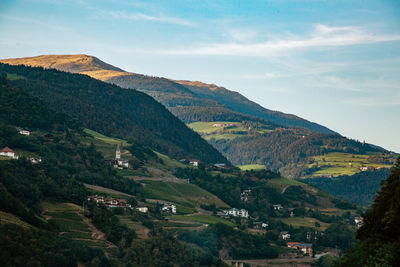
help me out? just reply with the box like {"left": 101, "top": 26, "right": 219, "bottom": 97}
{"left": 180, "top": 223, "right": 278, "bottom": 260}
{"left": 210, "top": 129, "right": 381, "bottom": 176}
{"left": 107, "top": 71, "right": 333, "bottom": 133}
{"left": 335, "top": 158, "right": 400, "bottom": 266}
{"left": 0, "top": 63, "right": 228, "bottom": 164}
{"left": 0, "top": 223, "right": 110, "bottom": 267}
{"left": 86, "top": 203, "right": 135, "bottom": 248}
{"left": 304, "top": 169, "right": 391, "bottom": 206}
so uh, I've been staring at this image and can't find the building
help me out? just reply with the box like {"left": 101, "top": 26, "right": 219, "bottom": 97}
{"left": 253, "top": 222, "right": 268, "bottom": 229}
{"left": 280, "top": 231, "right": 291, "bottom": 240}
{"left": 189, "top": 160, "right": 200, "bottom": 167}
{"left": 273, "top": 204, "right": 283, "bottom": 210}
{"left": 0, "top": 147, "right": 18, "bottom": 159}
{"left": 18, "top": 129, "right": 30, "bottom": 136}
{"left": 288, "top": 208, "right": 295, "bottom": 217}
{"left": 213, "top": 163, "right": 228, "bottom": 169}
{"left": 87, "top": 195, "right": 131, "bottom": 209}
{"left": 116, "top": 144, "right": 121, "bottom": 160}
{"left": 136, "top": 205, "right": 148, "bottom": 213}
{"left": 162, "top": 204, "right": 177, "bottom": 214}
{"left": 287, "top": 242, "right": 313, "bottom": 255}
{"left": 30, "top": 157, "right": 42, "bottom": 164}
{"left": 354, "top": 217, "right": 363, "bottom": 227}
{"left": 360, "top": 166, "right": 368, "bottom": 171}
{"left": 224, "top": 208, "right": 249, "bottom": 218}
{"left": 240, "top": 189, "right": 251, "bottom": 201}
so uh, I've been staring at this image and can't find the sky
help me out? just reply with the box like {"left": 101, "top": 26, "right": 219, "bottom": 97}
{"left": 0, "top": 0, "right": 399, "bottom": 152}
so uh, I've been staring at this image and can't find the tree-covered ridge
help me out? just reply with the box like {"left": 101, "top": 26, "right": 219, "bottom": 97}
{"left": 335, "top": 158, "right": 400, "bottom": 266}
{"left": 0, "top": 63, "right": 228, "bottom": 164}
{"left": 303, "top": 169, "right": 391, "bottom": 206}
{"left": 175, "top": 80, "right": 335, "bottom": 134}
{"left": 209, "top": 129, "right": 383, "bottom": 177}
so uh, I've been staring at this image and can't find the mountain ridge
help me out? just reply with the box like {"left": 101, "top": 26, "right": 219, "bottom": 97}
{"left": 0, "top": 54, "right": 335, "bottom": 134}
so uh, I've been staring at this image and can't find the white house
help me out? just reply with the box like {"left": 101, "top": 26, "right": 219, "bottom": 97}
{"left": 273, "top": 204, "right": 283, "bottom": 210}
{"left": 30, "top": 157, "right": 42, "bottom": 164}
{"left": 224, "top": 208, "right": 249, "bottom": 218}
{"left": 0, "top": 147, "right": 18, "bottom": 159}
{"left": 18, "top": 129, "right": 30, "bottom": 136}
{"left": 162, "top": 204, "right": 177, "bottom": 214}
{"left": 280, "top": 231, "right": 291, "bottom": 240}
{"left": 136, "top": 206, "right": 148, "bottom": 213}
{"left": 189, "top": 160, "right": 200, "bottom": 167}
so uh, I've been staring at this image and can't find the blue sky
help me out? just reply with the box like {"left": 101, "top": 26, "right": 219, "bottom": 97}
{"left": 1, "top": 0, "right": 399, "bottom": 152}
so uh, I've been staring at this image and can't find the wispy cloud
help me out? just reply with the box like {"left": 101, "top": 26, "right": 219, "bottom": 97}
{"left": 0, "top": 14, "right": 70, "bottom": 31}
{"left": 109, "top": 11, "right": 194, "bottom": 26}
{"left": 163, "top": 24, "right": 400, "bottom": 56}
{"left": 242, "top": 72, "right": 277, "bottom": 79}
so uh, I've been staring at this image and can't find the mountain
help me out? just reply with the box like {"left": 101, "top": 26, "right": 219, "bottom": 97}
{"left": 0, "top": 70, "right": 368, "bottom": 266}
{"left": 2, "top": 54, "right": 395, "bottom": 178}
{"left": 336, "top": 158, "right": 400, "bottom": 266}
{"left": 0, "top": 63, "right": 228, "bottom": 164}
{"left": 0, "top": 54, "right": 334, "bottom": 134}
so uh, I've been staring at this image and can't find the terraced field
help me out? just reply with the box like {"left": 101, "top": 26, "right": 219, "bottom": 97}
{"left": 42, "top": 202, "right": 116, "bottom": 253}
{"left": 307, "top": 152, "right": 393, "bottom": 177}
{"left": 142, "top": 180, "right": 229, "bottom": 213}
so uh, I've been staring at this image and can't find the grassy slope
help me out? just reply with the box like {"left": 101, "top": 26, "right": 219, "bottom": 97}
{"left": 308, "top": 152, "right": 393, "bottom": 177}
{"left": 239, "top": 164, "right": 266, "bottom": 171}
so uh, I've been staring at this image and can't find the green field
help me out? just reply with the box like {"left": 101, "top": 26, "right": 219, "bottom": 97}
{"left": 142, "top": 180, "right": 228, "bottom": 211}
{"left": 167, "top": 214, "right": 235, "bottom": 226}
{"left": 188, "top": 121, "right": 274, "bottom": 141}
{"left": 0, "top": 211, "right": 32, "bottom": 228}
{"left": 84, "top": 128, "right": 128, "bottom": 145}
{"left": 279, "top": 217, "right": 330, "bottom": 231}
{"left": 6, "top": 73, "right": 26, "bottom": 80}
{"left": 307, "top": 152, "right": 393, "bottom": 177}
{"left": 42, "top": 202, "right": 111, "bottom": 250}
{"left": 239, "top": 164, "right": 266, "bottom": 171}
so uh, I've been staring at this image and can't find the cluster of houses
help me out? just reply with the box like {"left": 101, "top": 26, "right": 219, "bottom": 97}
{"left": 273, "top": 204, "right": 295, "bottom": 217}
{"left": 162, "top": 203, "right": 177, "bottom": 214}
{"left": 179, "top": 159, "right": 228, "bottom": 169}
{"left": 105, "top": 144, "right": 130, "bottom": 169}
{"left": 252, "top": 221, "right": 268, "bottom": 229}
{"left": 212, "top": 123, "right": 234, "bottom": 128}
{"left": 240, "top": 189, "right": 251, "bottom": 202}
{"left": 287, "top": 242, "right": 313, "bottom": 255}
{"left": 87, "top": 195, "right": 132, "bottom": 209}
{"left": 222, "top": 208, "right": 249, "bottom": 218}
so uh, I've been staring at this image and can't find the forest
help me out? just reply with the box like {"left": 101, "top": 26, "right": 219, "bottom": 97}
{"left": 304, "top": 169, "right": 391, "bottom": 206}
{"left": 0, "top": 63, "right": 228, "bottom": 165}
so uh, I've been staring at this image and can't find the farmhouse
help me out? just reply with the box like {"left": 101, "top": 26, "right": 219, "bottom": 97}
{"left": 162, "top": 203, "right": 177, "bottom": 214}
{"left": 0, "top": 147, "right": 18, "bottom": 159}
{"left": 189, "top": 160, "right": 200, "bottom": 166}
{"left": 354, "top": 216, "right": 363, "bottom": 227}
{"left": 253, "top": 221, "right": 268, "bottom": 229}
{"left": 280, "top": 231, "right": 291, "bottom": 240}
{"left": 287, "top": 242, "right": 313, "bottom": 255}
{"left": 18, "top": 129, "right": 30, "bottom": 136}
{"left": 224, "top": 208, "right": 249, "bottom": 218}
{"left": 87, "top": 195, "right": 131, "bottom": 209}
{"left": 240, "top": 189, "right": 251, "bottom": 201}
{"left": 30, "top": 157, "right": 42, "bottom": 164}
{"left": 213, "top": 163, "right": 228, "bottom": 169}
{"left": 273, "top": 204, "right": 283, "bottom": 210}
{"left": 136, "top": 205, "right": 148, "bottom": 213}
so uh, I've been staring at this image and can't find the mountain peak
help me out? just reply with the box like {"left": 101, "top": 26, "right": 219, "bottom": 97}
{"left": 0, "top": 54, "right": 130, "bottom": 81}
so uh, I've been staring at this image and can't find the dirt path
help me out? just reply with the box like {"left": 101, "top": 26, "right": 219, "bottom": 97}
{"left": 84, "top": 183, "right": 135, "bottom": 197}
{"left": 126, "top": 176, "right": 189, "bottom": 183}
{"left": 281, "top": 185, "right": 290, "bottom": 194}
{"left": 76, "top": 212, "right": 117, "bottom": 248}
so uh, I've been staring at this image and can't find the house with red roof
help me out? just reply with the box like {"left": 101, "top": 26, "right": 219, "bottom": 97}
{"left": 0, "top": 147, "right": 18, "bottom": 159}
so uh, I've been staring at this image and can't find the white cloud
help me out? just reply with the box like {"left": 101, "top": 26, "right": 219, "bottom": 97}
{"left": 109, "top": 11, "right": 194, "bottom": 26}
{"left": 0, "top": 14, "right": 70, "bottom": 31}
{"left": 242, "top": 72, "right": 277, "bottom": 79}
{"left": 163, "top": 24, "right": 400, "bottom": 56}
{"left": 229, "top": 28, "right": 257, "bottom": 41}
